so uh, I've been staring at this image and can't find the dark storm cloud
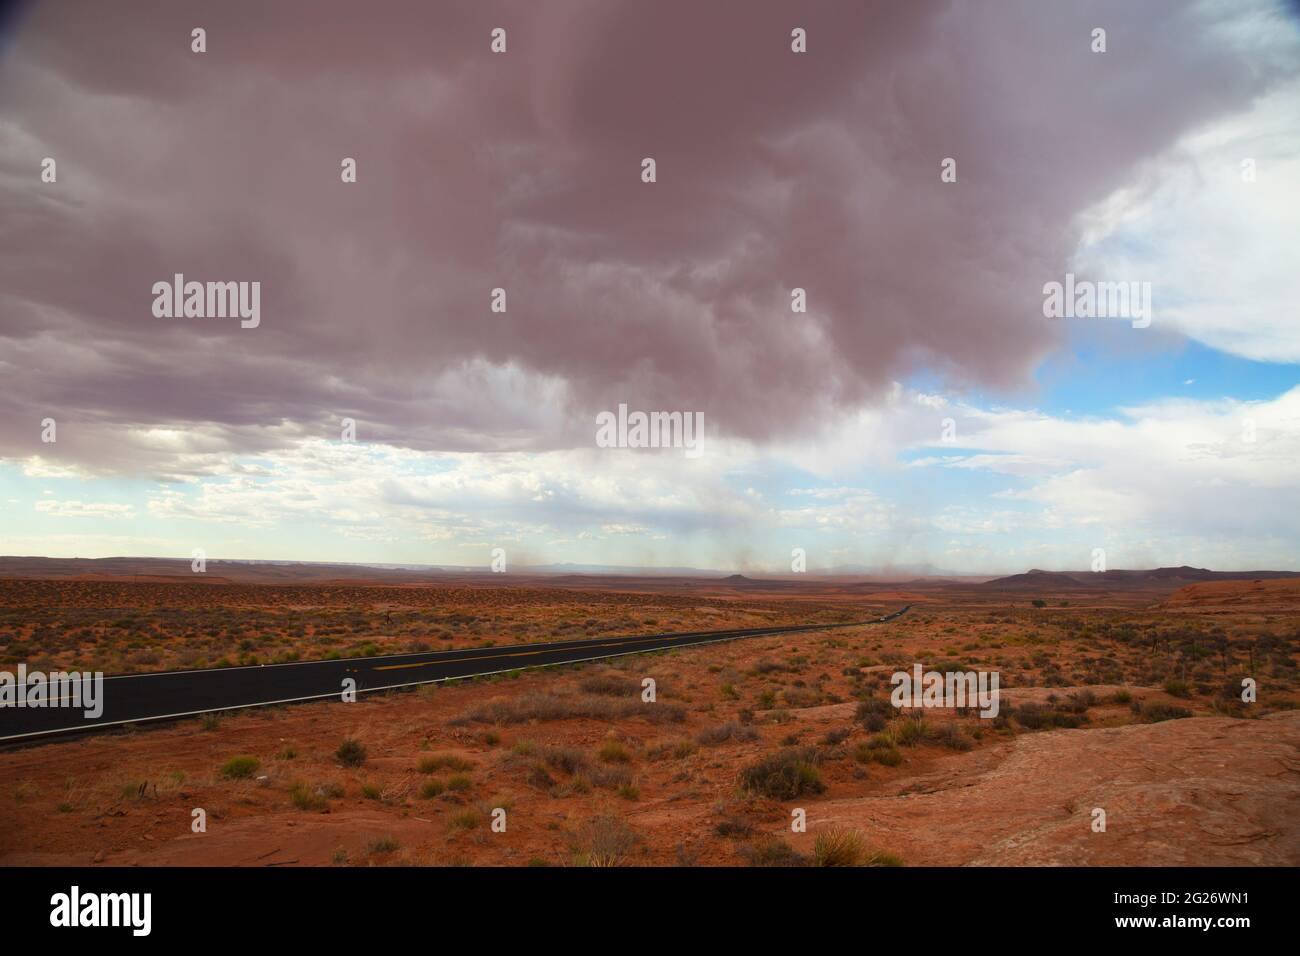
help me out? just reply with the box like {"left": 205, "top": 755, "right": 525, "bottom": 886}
{"left": 0, "top": 0, "right": 1292, "bottom": 474}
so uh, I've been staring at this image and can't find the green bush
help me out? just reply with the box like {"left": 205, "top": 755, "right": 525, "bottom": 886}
{"left": 739, "top": 747, "right": 825, "bottom": 799}
{"left": 336, "top": 739, "right": 367, "bottom": 767}
{"left": 221, "top": 755, "right": 259, "bottom": 779}
{"left": 290, "top": 782, "right": 329, "bottom": 812}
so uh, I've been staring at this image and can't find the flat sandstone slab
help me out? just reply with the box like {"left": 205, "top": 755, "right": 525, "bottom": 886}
{"left": 805, "top": 711, "right": 1300, "bottom": 866}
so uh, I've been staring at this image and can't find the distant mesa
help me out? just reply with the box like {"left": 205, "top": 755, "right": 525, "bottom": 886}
{"left": 984, "top": 566, "right": 1300, "bottom": 589}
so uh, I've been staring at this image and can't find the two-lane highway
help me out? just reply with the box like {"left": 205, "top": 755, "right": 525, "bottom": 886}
{"left": 0, "top": 605, "right": 911, "bottom": 743}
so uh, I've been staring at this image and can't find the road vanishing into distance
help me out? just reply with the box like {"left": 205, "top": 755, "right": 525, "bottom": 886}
{"left": 0, "top": 605, "right": 912, "bottom": 743}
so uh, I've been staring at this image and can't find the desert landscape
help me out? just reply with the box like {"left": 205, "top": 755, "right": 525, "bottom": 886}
{"left": 2, "top": 562, "right": 1296, "bottom": 868}
{"left": 3, "top": 1, "right": 1298, "bottom": 928}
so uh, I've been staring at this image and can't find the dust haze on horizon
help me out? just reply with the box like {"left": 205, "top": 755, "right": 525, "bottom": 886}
{"left": 2, "top": 0, "right": 1299, "bottom": 575}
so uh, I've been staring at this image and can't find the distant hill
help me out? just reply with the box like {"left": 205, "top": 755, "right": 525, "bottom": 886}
{"left": 983, "top": 566, "right": 1300, "bottom": 589}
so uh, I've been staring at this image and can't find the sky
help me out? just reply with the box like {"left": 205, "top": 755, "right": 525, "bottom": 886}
{"left": 1, "top": 0, "right": 1298, "bottom": 574}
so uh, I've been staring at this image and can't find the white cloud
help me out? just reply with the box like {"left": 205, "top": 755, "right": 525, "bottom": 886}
{"left": 34, "top": 500, "right": 135, "bottom": 519}
{"left": 1073, "top": 79, "right": 1300, "bottom": 362}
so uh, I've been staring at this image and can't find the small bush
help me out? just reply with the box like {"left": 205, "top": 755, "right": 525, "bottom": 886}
{"left": 873, "top": 745, "right": 903, "bottom": 766}
{"left": 289, "top": 782, "right": 329, "bottom": 812}
{"left": 367, "top": 835, "right": 399, "bottom": 854}
{"left": 893, "top": 717, "right": 929, "bottom": 747}
{"left": 713, "top": 813, "right": 756, "bottom": 838}
{"left": 580, "top": 674, "right": 636, "bottom": 697}
{"left": 813, "top": 828, "right": 868, "bottom": 866}
{"left": 1138, "top": 702, "right": 1193, "bottom": 723}
{"left": 220, "top": 755, "right": 259, "bottom": 779}
{"left": 854, "top": 698, "right": 893, "bottom": 732}
{"left": 932, "top": 723, "right": 972, "bottom": 752}
{"left": 739, "top": 747, "right": 825, "bottom": 799}
{"left": 599, "top": 740, "right": 633, "bottom": 764}
{"left": 541, "top": 746, "right": 589, "bottom": 776}
{"left": 574, "top": 816, "right": 638, "bottom": 867}
{"left": 821, "top": 727, "right": 851, "bottom": 746}
{"left": 696, "top": 721, "right": 759, "bottom": 746}
{"left": 418, "top": 754, "right": 473, "bottom": 774}
{"left": 1014, "top": 702, "right": 1086, "bottom": 730}
{"left": 336, "top": 739, "right": 367, "bottom": 767}
{"left": 739, "top": 836, "right": 807, "bottom": 867}
{"left": 449, "top": 809, "right": 481, "bottom": 830}
{"left": 647, "top": 738, "right": 697, "bottom": 761}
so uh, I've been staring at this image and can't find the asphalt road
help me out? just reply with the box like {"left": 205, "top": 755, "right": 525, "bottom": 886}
{"left": 0, "top": 605, "right": 911, "bottom": 743}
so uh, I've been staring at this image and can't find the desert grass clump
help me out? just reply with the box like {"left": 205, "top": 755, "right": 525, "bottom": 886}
{"left": 367, "top": 835, "right": 399, "bottom": 854}
{"left": 598, "top": 740, "right": 633, "bottom": 763}
{"left": 857, "top": 734, "right": 903, "bottom": 766}
{"left": 892, "top": 716, "right": 930, "bottom": 747}
{"left": 1163, "top": 678, "right": 1192, "bottom": 698}
{"left": 220, "top": 755, "right": 260, "bottom": 779}
{"left": 418, "top": 754, "right": 474, "bottom": 774}
{"left": 932, "top": 723, "right": 972, "bottom": 752}
{"left": 589, "top": 763, "right": 632, "bottom": 791}
{"left": 420, "top": 779, "right": 445, "bottom": 799}
{"left": 579, "top": 673, "right": 637, "bottom": 697}
{"left": 1013, "top": 702, "right": 1086, "bottom": 730}
{"left": 820, "top": 727, "right": 851, "bottom": 746}
{"left": 811, "top": 828, "right": 905, "bottom": 866}
{"left": 1068, "top": 689, "right": 1098, "bottom": 709}
{"left": 696, "top": 721, "right": 759, "bottom": 746}
{"left": 541, "top": 745, "right": 589, "bottom": 776}
{"left": 854, "top": 697, "right": 893, "bottom": 732}
{"left": 713, "top": 810, "right": 756, "bottom": 838}
{"left": 447, "top": 773, "right": 473, "bottom": 792}
{"left": 813, "top": 828, "right": 867, "bottom": 866}
{"left": 449, "top": 808, "right": 481, "bottom": 830}
{"left": 1136, "top": 701, "right": 1193, "bottom": 723}
{"left": 336, "top": 738, "right": 367, "bottom": 767}
{"left": 289, "top": 781, "right": 329, "bottom": 812}
{"left": 739, "top": 746, "right": 825, "bottom": 800}
{"left": 782, "top": 685, "right": 823, "bottom": 708}
{"left": 738, "top": 836, "right": 807, "bottom": 867}
{"left": 647, "top": 738, "right": 697, "bottom": 761}
{"left": 456, "top": 692, "right": 685, "bottom": 726}
{"left": 573, "top": 815, "right": 638, "bottom": 867}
